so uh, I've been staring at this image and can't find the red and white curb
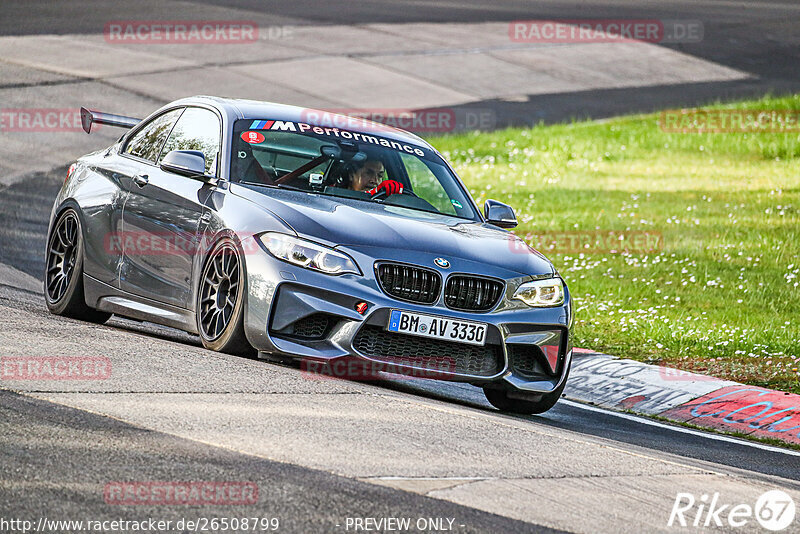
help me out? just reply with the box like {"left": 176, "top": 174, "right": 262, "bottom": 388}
{"left": 566, "top": 351, "right": 800, "bottom": 446}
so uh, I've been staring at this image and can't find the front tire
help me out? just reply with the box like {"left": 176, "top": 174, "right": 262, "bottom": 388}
{"left": 196, "top": 238, "right": 253, "bottom": 355}
{"left": 44, "top": 208, "right": 111, "bottom": 323}
{"left": 483, "top": 368, "right": 569, "bottom": 415}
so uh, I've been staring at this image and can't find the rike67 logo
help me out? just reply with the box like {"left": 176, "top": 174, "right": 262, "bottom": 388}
{"left": 669, "top": 490, "right": 796, "bottom": 531}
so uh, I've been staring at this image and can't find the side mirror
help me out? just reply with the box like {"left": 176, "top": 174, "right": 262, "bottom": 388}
{"left": 160, "top": 150, "right": 208, "bottom": 179}
{"left": 484, "top": 199, "right": 518, "bottom": 229}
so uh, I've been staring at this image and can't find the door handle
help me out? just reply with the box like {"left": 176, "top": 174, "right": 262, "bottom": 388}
{"left": 133, "top": 174, "right": 149, "bottom": 187}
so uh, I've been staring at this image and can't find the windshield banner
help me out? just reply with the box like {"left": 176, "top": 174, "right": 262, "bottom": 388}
{"left": 246, "top": 119, "right": 431, "bottom": 158}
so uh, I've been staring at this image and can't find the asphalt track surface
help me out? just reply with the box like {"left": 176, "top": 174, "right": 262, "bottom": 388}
{"left": 0, "top": 390, "right": 549, "bottom": 534}
{"left": 1, "top": 0, "right": 799, "bottom": 124}
{"left": 1, "top": 1, "right": 800, "bottom": 533}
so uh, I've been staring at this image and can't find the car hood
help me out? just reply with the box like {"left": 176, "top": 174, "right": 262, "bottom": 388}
{"left": 230, "top": 185, "right": 555, "bottom": 277}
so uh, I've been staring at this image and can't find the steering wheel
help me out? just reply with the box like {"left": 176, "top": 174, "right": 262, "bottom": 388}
{"left": 371, "top": 187, "right": 417, "bottom": 201}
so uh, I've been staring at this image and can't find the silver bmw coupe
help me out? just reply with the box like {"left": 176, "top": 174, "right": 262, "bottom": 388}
{"left": 45, "top": 96, "right": 573, "bottom": 413}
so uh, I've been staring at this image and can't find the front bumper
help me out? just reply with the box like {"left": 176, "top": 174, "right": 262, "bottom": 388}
{"left": 242, "top": 245, "right": 572, "bottom": 394}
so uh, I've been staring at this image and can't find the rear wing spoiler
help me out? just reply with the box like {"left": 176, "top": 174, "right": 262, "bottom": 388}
{"left": 80, "top": 107, "right": 141, "bottom": 134}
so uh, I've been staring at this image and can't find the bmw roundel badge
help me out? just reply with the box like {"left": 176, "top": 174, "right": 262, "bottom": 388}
{"left": 434, "top": 257, "right": 450, "bottom": 269}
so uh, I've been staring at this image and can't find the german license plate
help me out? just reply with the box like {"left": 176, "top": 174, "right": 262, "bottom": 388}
{"left": 387, "top": 310, "right": 487, "bottom": 346}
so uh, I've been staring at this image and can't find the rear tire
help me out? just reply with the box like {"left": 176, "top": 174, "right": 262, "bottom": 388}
{"left": 196, "top": 238, "right": 254, "bottom": 356}
{"left": 44, "top": 208, "right": 111, "bottom": 324}
{"left": 483, "top": 367, "right": 569, "bottom": 415}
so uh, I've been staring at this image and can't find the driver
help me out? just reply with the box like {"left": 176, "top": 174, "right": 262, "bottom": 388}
{"left": 346, "top": 157, "right": 403, "bottom": 196}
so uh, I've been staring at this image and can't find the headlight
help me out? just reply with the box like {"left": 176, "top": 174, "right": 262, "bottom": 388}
{"left": 513, "top": 278, "right": 565, "bottom": 307}
{"left": 259, "top": 233, "right": 360, "bottom": 275}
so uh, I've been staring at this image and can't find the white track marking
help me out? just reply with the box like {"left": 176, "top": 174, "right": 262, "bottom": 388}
{"left": 562, "top": 399, "right": 800, "bottom": 457}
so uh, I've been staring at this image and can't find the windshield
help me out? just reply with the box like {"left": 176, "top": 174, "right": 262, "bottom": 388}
{"left": 230, "top": 119, "right": 478, "bottom": 220}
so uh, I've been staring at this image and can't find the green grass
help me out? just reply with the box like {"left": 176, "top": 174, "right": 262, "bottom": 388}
{"left": 427, "top": 94, "right": 800, "bottom": 394}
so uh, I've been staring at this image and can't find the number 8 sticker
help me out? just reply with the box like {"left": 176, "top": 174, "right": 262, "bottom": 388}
{"left": 241, "top": 131, "right": 265, "bottom": 144}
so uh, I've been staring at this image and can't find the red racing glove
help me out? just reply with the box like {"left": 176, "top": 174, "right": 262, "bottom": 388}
{"left": 368, "top": 180, "right": 403, "bottom": 197}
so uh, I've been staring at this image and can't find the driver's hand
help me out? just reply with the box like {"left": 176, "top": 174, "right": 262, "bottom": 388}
{"left": 369, "top": 180, "right": 403, "bottom": 197}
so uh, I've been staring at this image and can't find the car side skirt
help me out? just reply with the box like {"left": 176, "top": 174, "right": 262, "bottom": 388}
{"left": 84, "top": 274, "right": 198, "bottom": 333}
